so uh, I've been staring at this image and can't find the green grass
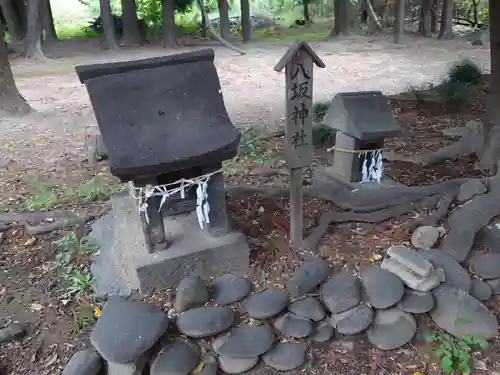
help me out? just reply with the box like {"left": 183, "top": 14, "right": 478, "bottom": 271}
{"left": 55, "top": 23, "right": 100, "bottom": 39}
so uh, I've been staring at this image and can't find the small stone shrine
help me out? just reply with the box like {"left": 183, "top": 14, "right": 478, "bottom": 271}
{"left": 322, "top": 91, "right": 401, "bottom": 184}
{"left": 75, "top": 49, "right": 249, "bottom": 297}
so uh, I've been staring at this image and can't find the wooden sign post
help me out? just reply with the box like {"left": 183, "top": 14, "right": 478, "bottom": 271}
{"left": 274, "top": 41, "right": 325, "bottom": 249}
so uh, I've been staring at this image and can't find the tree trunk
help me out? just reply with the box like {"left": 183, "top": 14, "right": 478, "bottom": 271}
{"left": 24, "top": 0, "right": 46, "bottom": 60}
{"left": 362, "top": 0, "right": 382, "bottom": 30}
{"left": 0, "top": 18, "right": 32, "bottom": 115}
{"left": 437, "top": 0, "right": 453, "bottom": 39}
{"left": 121, "top": 0, "right": 142, "bottom": 45}
{"left": 13, "top": 0, "right": 27, "bottom": 37}
{"left": 99, "top": 0, "right": 119, "bottom": 49}
{"left": 303, "top": 0, "right": 310, "bottom": 24}
{"left": 42, "top": 0, "right": 58, "bottom": 43}
{"left": 0, "top": 0, "right": 24, "bottom": 42}
{"left": 162, "top": 0, "right": 178, "bottom": 48}
{"left": 394, "top": 0, "right": 404, "bottom": 43}
{"left": 419, "top": 0, "right": 432, "bottom": 36}
{"left": 478, "top": 0, "right": 500, "bottom": 174}
{"left": 200, "top": 0, "right": 207, "bottom": 38}
{"left": 331, "top": 0, "right": 349, "bottom": 36}
{"left": 217, "top": 0, "right": 231, "bottom": 39}
{"left": 240, "top": 0, "right": 251, "bottom": 42}
{"left": 430, "top": 0, "right": 438, "bottom": 34}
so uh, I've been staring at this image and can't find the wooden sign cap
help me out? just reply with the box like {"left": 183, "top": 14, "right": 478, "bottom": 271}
{"left": 273, "top": 40, "right": 326, "bottom": 72}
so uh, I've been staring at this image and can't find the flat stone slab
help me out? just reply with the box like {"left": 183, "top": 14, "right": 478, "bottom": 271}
{"left": 367, "top": 308, "right": 417, "bottom": 350}
{"left": 150, "top": 339, "right": 200, "bottom": 375}
{"left": 381, "top": 258, "right": 442, "bottom": 292}
{"left": 262, "top": 342, "right": 306, "bottom": 371}
{"left": 90, "top": 297, "right": 169, "bottom": 363}
{"left": 430, "top": 285, "right": 498, "bottom": 339}
{"left": 330, "top": 304, "right": 374, "bottom": 335}
{"left": 217, "top": 356, "right": 259, "bottom": 374}
{"left": 288, "top": 297, "right": 325, "bottom": 321}
{"left": 176, "top": 306, "right": 234, "bottom": 338}
{"left": 286, "top": 257, "right": 331, "bottom": 297}
{"left": 212, "top": 325, "right": 275, "bottom": 358}
{"left": 470, "top": 252, "right": 500, "bottom": 279}
{"left": 174, "top": 276, "right": 209, "bottom": 312}
{"left": 423, "top": 250, "right": 471, "bottom": 292}
{"left": 361, "top": 265, "right": 404, "bottom": 309}
{"left": 398, "top": 289, "right": 434, "bottom": 314}
{"left": 242, "top": 289, "right": 288, "bottom": 319}
{"left": 470, "top": 279, "right": 492, "bottom": 301}
{"left": 62, "top": 349, "right": 103, "bottom": 375}
{"left": 274, "top": 313, "right": 313, "bottom": 338}
{"left": 387, "top": 245, "right": 433, "bottom": 276}
{"left": 321, "top": 273, "right": 361, "bottom": 314}
{"left": 411, "top": 227, "right": 440, "bottom": 250}
{"left": 310, "top": 321, "right": 334, "bottom": 342}
{"left": 209, "top": 274, "right": 252, "bottom": 305}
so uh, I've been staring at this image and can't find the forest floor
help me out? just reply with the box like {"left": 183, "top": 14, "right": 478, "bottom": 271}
{"left": 0, "top": 34, "right": 498, "bottom": 375}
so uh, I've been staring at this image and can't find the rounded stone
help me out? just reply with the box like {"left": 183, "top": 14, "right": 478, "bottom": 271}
{"left": 470, "top": 252, "right": 500, "bottom": 280}
{"left": 274, "top": 313, "right": 313, "bottom": 338}
{"left": 330, "top": 304, "right": 374, "bottom": 335}
{"left": 212, "top": 324, "right": 275, "bottom": 358}
{"left": 61, "top": 349, "right": 103, "bottom": 375}
{"left": 262, "top": 342, "right": 306, "bottom": 371}
{"left": 288, "top": 297, "right": 325, "bottom": 321}
{"left": 367, "top": 308, "right": 417, "bottom": 350}
{"left": 361, "top": 265, "right": 404, "bottom": 309}
{"left": 487, "top": 278, "right": 500, "bottom": 295}
{"left": 150, "top": 339, "right": 200, "bottom": 375}
{"left": 242, "top": 289, "right": 288, "bottom": 319}
{"left": 398, "top": 289, "right": 434, "bottom": 314}
{"left": 217, "top": 356, "right": 259, "bottom": 374}
{"left": 430, "top": 285, "right": 498, "bottom": 339}
{"left": 176, "top": 306, "right": 234, "bottom": 338}
{"left": 470, "top": 279, "right": 492, "bottom": 301}
{"left": 209, "top": 274, "right": 252, "bottom": 305}
{"left": 174, "top": 276, "right": 209, "bottom": 312}
{"left": 411, "top": 226, "right": 440, "bottom": 250}
{"left": 286, "top": 257, "right": 331, "bottom": 297}
{"left": 310, "top": 321, "right": 334, "bottom": 343}
{"left": 320, "top": 273, "right": 361, "bottom": 314}
{"left": 424, "top": 250, "right": 471, "bottom": 292}
{"left": 196, "top": 354, "right": 218, "bottom": 375}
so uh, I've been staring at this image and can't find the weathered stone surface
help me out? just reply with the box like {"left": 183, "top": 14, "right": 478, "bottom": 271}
{"left": 176, "top": 306, "right": 234, "bottom": 338}
{"left": 174, "top": 276, "right": 209, "bottom": 312}
{"left": 62, "top": 349, "right": 103, "bottom": 375}
{"left": 90, "top": 297, "right": 169, "bottom": 363}
{"left": 470, "top": 252, "right": 500, "bottom": 280}
{"left": 367, "top": 308, "right": 417, "bottom": 350}
{"left": 477, "top": 224, "right": 500, "bottom": 250}
{"left": 150, "top": 339, "right": 200, "bottom": 375}
{"left": 487, "top": 278, "right": 500, "bottom": 295}
{"left": 310, "top": 321, "right": 334, "bottom": 342}
{"left": 107, "top": 359, "right": 145, "bottom": 375}
{"left": 212, "top": 325, "right": 275, "bottom": 358}
{"left": 381, "top": 258, "right": 442, "bottom": 292}
{"left": 321, "top": 273, "right": 361, "bottom": 314}
{"left": 217, "top": 356, "right": 259, "bottom": 374}
{"left": 274, "top": 313, "right": 313, "bottom": 338}
{"left": 361, "top": 265, "right": 404, "bottom": 309}
{"left": 330, "top": 304, "right": 374, "bottom": 335}
{"left": 457, "top": 179, "right": 487, "bottom": 203}
{"left": 262, "top": 342, "right": 306, "bottom": 371}
{"left": 470, "top": 279, "right": 492, "bottom": 301}
{"left": 242, "top": 289, "right": 288, "bottom": 319}
{"left": 286, "top": 258, "right": 331, "bottom": 297}
{"left": 423, "top": 250, "right": 471, "bottom": 292}
{"left": 411, "top": 226, "right": 441, "bottom": 250}
{"left": 430, "top": 285, "right": 498, "bottom": 339}
{"left": 398, "top": 289, "right": 434, "bottom": 314}
{"left": 196, "top": 354, "right": 218, "bottom": 375}
{"left": 387, "top": 245, "right": 433, "bottom": 276}
{"left": 0, "top": 323, "right": 25, "bottom": 344}
{"left": 288, "top": 297, "right": 325, "bottom": 321}
{"left": 209, "top": 274, "right": 252, "bottom": 305}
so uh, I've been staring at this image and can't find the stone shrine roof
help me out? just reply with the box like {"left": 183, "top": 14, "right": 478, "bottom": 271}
{"left": 323, "top": 91, "right": 401, "bottom": 140}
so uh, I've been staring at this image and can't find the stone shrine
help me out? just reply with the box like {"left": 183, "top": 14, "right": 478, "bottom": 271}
{"left": 322, "top": 91, "right": 401, "bottom": 184}
{"left": 75, "top": 49, "right": 249, "bottom": 297}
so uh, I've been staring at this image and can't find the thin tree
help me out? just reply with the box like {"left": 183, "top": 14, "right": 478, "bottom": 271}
{"left": 0, "top": 18, "right": 32, "bottom": 115}
{"left": 162, "top": 0, "right": 178, "bottom": 48}
{"left": 217, "top": 0, "right": 231, "bottom": 39}
{"left": 42, "top": 0, "right": 58, "bottom": 43}
{"left": 394, "top": 0, "right": 405, "bottom": 44}
{"left": 0, "top": 0, "right": 25, "bottom": 43}
{"left": 437, "top": 0, "right": 454, "bottom": 39}
{"left": 240, "top": 0, "right": 251, "bottom": 42}
{"left": 99, "top": 0, "right": 119, "bottom": 49}
{"left": 121, "top": 0, "right": 143, "bottom": 45}
{"left": 24, "top": 0, "right": 46, "bottom": 60}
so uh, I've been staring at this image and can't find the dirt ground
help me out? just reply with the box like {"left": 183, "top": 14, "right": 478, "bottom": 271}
{"left": 0, "top": 34, "right": 497, "bottom": 375}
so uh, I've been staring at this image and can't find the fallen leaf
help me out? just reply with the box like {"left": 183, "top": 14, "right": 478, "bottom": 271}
{"left": 23, "top": 237, "right": 37, "bottom": 247}
{"left": 44, "top": 353, "right": 58, "bottom": 368}
{"left": 412, "top": 372, "right": 425, "bottom": 375}
{"left": 30, "top": 303, "right": 44, "bottom": 311}
{"left": 192, "top": 361, "right": 205, "bottom": 374}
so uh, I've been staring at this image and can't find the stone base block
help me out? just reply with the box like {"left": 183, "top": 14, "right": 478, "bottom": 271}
{"left": 90, "top": 193, "right": 249, "bottom": 297}
{"left": 313, "top": 166, "right": 403, "bottom": 190}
